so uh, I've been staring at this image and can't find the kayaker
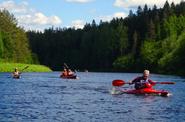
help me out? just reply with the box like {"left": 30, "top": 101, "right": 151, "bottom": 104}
{"left": 62, "top": 68, "right": 68, "bottom": 76}
{"left": 129, "top": 70, "right": 156, "bottom": 90}
{"left": 67, "top": 69, "right": 74, "bottom": 76}
{"left": 12, "top": 68, "right": 21, "bottom": 78}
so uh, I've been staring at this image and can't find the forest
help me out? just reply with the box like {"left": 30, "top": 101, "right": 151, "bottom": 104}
{"left": 1, "top": 1, "right": 185, "bottom": 75}
{"left": 0, "top": 10, "right": 34, "bottom": 64}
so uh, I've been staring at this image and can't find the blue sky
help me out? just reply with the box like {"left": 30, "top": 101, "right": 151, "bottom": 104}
{"left": 0, "top": 0, "right": 183, "bottom": 31}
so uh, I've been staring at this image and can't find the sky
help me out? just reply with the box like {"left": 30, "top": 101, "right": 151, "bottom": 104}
{"left": 0, "top": 0, "right": 183, "bottom": 31}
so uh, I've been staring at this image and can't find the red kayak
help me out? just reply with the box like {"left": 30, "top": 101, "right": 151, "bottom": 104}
{"left": 111, "top": 79, "right": 174, "bottom": 97}
{"left": 122, "top": 88, "right": 169, "bottom": 97}
{"left": 60, "top": 75, "right": 78, "bottom": 79}
{"left": 111, "top": 87, "right": 169, "bottom": 97}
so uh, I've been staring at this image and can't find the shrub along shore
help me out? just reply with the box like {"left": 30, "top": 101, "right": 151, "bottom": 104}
{"left": 0, "top": 63, "right": 52, "bottom": 72}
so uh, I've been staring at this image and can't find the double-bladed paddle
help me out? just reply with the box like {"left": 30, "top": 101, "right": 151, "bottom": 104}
{"left": 112, "top": 79, "right": 175, "bottom": 87}
{"left": 21, "top": 66, "right": 29, "bottom": 72}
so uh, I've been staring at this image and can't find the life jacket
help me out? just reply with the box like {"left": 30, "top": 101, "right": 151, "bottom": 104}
{"left": 13, "top": 71, "right": 20, "bottom": 76}
{"left": 133, "top": 77, "right": 153, "bottom": 90}
{"left": 62, "top": 71, "right": 68, "bottom": 76}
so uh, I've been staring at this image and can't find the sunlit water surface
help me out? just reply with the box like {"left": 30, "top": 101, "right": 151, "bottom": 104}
{"left": 0, "top": 72, "right": 185, "bottom": 122}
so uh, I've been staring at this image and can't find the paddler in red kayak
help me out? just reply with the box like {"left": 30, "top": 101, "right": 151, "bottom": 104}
{"left": 61, "top": 68, "right": 68, "bottom": 76}
{"left": 61, "top": 68, "right": 74, "bottom": 76}
{"left": 129, "top": 70, "right": 156, "bottom": 90}
{"left": 67, "top": 69, "right": 74, "bottom": 76}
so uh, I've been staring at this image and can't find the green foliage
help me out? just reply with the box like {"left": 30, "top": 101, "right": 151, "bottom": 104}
{"left": 0, "top": 9, "right": 33, "bottom": 63}
{"left": 0, "top": 31, "right": 14, "bottom": 61}
{"left": 0, "top": 62, "right": 52, "bottom": 72}
{"left": 163, "top": 15, "right": 185, "bottom": 37}
{"left": 0, "top": 31, "right": 3, "bottom": 58}
{"left": 27, "top": 1, "right": 185, "bottom": 75}
{"left": 140, "top": 40, "right": 161, "bottom": 70}
{"left": 113, "top": 54, "right": 135, "bottom": 71}
{"left": 115, "top": 24, "right": 128, "bottom": 56}
{"left": 158, "top": 32, "right": 185, "bottom": 75}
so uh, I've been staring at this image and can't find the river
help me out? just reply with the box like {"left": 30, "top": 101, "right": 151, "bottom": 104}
{"left": 0, "top": 72, "right": 185, "bottom": 122}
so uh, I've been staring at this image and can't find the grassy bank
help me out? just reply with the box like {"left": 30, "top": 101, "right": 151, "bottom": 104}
{"left": 0, "top": 63, "right": 52, "bottom": 72}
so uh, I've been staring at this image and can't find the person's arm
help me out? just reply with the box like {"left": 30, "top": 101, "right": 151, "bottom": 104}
{"left": 129, "top": 77, "right": 138, "bottom": 84}
{"left": 148, "top": 79, "right": 156, "bottom": 86}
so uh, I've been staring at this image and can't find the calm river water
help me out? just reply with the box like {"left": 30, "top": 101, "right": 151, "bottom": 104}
{"left": 0, "top": 72, "right": 185, "bottom": 122}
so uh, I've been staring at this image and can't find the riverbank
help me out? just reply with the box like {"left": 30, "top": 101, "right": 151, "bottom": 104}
{"left": 0, "top": 63, "right": 52, "bottom": 72}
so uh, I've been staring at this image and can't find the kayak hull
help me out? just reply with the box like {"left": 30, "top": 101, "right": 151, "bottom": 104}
{"left": 60, "top": 75, "right": 77, "bottom": 79}
{"left": 13, "top": 75, "right": 20, "bottom": 79}
{"left": 112, "top": 87, "right": 169, "bottom": 97}
{"left": 122, "top": 88, "right": 169, "bottom": 97}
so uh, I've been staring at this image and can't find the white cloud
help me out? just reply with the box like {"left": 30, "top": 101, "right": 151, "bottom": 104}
{"left": 49, "top": 16, "right": 62, "bottom": 25}
{"left": 32, "top": 13, "right": 61, "bottom": 25}
{"left": 66, "top": 0, "right": 93, "bottom": 3}
{"left": 0, "top": 0, "right": 62, "bottom": 31}
{"left": 113, "top": 12, "right": 127, "bottom": 18}
{"left": 114, "top": 0, "right": 183, "bottom": 8}
{"left": 0, "top": 0, "right": 28, "bottom": 13}
{"left": 97, "top": 12, "right": 127, "bottom": 22}
{"left": 33, "top": 13, "right": 48, "bottom": 25}
{"left": 71, "top": 20, "right": 85, "bottom": 29}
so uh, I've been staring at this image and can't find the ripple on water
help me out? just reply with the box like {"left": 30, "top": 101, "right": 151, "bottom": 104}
{"left": 0, "top": 72, "right": 185, "bottom": 122}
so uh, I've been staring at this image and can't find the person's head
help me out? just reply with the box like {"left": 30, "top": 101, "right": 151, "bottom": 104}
{"left": 64, "top": 68, "right": 67, "bottom": 71}
{"left": 14, "top": 68, "right": 18, "bottom": 71}
{"left": 143, "top": 70, "right": 150, "bottom": 79}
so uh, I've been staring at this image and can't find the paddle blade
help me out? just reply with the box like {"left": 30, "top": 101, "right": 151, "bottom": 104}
{"left": 158, "top": 82, "right": 175, "bottom": 84}
{"left": 112, "top": 79, "right": 125, "bottom": 86}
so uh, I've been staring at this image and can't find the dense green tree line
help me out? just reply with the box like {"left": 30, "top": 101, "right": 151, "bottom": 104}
{"left": 114, "top": 1, "right": 185, "bottom": 75}
{"left": 27, "top": 1, "right": 185, "bottom": 75}
{"left": 27, "top": 21, "right": 126, "bottom": 71}
{"left": 0, "top": 10, "right": 34, "bottom": 63}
